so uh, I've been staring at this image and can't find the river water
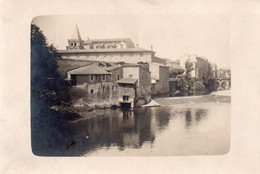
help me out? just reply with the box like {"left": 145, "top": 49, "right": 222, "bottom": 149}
{"left": 55, "top": 102, "right": 230, "bottom": 156}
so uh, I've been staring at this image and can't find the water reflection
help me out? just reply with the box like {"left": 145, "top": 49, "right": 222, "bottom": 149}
{"left": 154, "top": 107, "right": 173, "bottom": 131}
{"left": 44, "top": 104, "right": 229, "bottom": 156}
{"left": 195, "top": 109, "right": 207, "bottom": 122}
{"left": 183, "top": 108, "right": 208, "bottom": 130}
{"left": 56, "top": 108, "right": 155, "bottom": 154}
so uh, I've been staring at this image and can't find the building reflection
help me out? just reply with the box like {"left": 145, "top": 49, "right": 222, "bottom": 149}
{"left": 56, "top": 108, "right": 155, "bottom": 155}
{"left": 154, "top": 107, "right": 172, "bottom": 131}
{"left": 184, "top": 108, "right": 208, "bottom": 130}
{"left": 195, "top": 109, "right": 207, "bottom": 122}
{"left": 185, "top": 109, "right": 192, "bottom": 129}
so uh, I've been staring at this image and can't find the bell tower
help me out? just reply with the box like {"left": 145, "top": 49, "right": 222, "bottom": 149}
{"left": 67, "top": 25, "right": 84, "bottom": 50}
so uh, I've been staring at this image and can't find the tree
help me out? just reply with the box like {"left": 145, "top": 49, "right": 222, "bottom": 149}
{"left": 185, "top": 58, "right": 194, "bottom": 74}
{"left": 176, "top": 59, "right": 195, "bottom": 96}
{"left": 31, "top": 24, "right": 69, "bottom": 106}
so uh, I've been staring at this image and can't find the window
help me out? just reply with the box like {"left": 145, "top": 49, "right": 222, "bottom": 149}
{"left": 90, "top": 75, "right": 94, "bottom": 81}
{"left": 117, "top": 74, "right": 120, "bottom": 80}
{"left": 71, "top": 43, "right": 73, "bottom": 46}
{"left": 103, "top": 86, "right": 105, "bottom": 91}
{"left": 102, "top": 75, "right": 106, "bottom": 81}
{"left": 90, "top": 89, "right": 94, "bottom": 94}
{"left": 112, "top": 85, "right": 114, "bottom": 91}
{"left": 74, "top": 43, "right": 77, "bottom": 46}
{"left": 123, "top": 96, "right": 129, "bottom": 101}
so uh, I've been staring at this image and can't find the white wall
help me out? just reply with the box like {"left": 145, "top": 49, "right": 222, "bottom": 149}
{"left": 61, "top": 52, "right": 152, "bottom": 63}
{"left": 123, "top": 67, "right": 139, "bottom": 79}
{"left": 149, "top": 63, "right": 160, "bottom": 80}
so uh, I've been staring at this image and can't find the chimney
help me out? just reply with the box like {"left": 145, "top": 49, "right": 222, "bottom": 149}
{"left": 136, "top": 44, "right": 139, "bottom": 48}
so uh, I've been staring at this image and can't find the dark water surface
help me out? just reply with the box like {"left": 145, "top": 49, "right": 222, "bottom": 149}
{"left": 34, "top": 102, "right": 230, "bottom": 156}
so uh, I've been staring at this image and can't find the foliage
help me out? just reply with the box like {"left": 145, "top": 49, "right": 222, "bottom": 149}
{"left": 31, "top": 24, "right": 70, "bottom": 106}
{"left": 185, "top": 58, "right": 194, "bottom": 74}
{"left": 176, "top": 73, "right": 194, "bottom": 96}
{"left": 169, "top": 67, "right": 185, "bottom": 78}
{"left": 194, "top": 81, "right": 206, "bottom": 95}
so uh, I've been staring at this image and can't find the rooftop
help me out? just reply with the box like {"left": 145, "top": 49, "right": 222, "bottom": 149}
{"left": 68, "top": 63, "right": 111, "bottom": 75}
{"left": 105, "top": 65, "right": 123, "bottom": 71}
{"left": 84, "top": 38, "right": 135, "bottom": 48}
{"left": 70, "top": 25, "right": 82, "bottom": 40}
{"left": 58, "top": 48, "right": 154, "bottom": 54}
{"left": 116, "top": 77, "right": 138, "bottom": 84}
{"left": 148, "top": 62, "right": 170, "bottom": 68}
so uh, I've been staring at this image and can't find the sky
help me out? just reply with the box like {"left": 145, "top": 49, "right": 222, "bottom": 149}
{"left": 32, "top": 15, "right": 230, "bottom": 69}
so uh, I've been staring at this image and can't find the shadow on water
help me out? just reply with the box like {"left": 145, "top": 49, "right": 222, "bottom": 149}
{"left": 32, "top": 106, "right": 174, "bottom": 156}
{"left": 32, "top": 104, "right": 216, "bottom": 156}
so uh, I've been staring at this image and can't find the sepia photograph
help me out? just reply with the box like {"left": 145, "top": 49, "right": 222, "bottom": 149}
{"left": 2, "top": 0, "right": 260, "bottom": 173}
{"left": 31, "top": 15, "right": 231, "bottom": 156}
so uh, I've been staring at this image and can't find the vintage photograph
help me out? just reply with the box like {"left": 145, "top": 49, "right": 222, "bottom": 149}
{"left": 31, "top": 15, "right": 231, "bottom": 156}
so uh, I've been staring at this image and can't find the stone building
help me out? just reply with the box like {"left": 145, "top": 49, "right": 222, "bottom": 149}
{"left": 186, "top": 56, "right": 211, "bottom": 80}
{"left": 195, "top": 57, "right": 209, "bottom": 80}
{"left": 149, "top": 62, "right": 170, "bottom": 96}
{"left": 66, "top": 62, "right": 151, "bottom": 108}
{"left": 67, "top": 63, "right": 122, "bottom": 106}
{"left": 58, "top": 25, "right": 166, "bottom": 64}
{"left": 117, "top": 63, "right": 151, "bottom": 108}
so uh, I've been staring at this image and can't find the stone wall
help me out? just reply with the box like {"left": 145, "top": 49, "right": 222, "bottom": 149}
{"left": 70, "top": 74, "right": 111, "bottom": 86}
{"left": 69, "top": 82, "right": 119, "bottom": 107}
{"left": 135, "top": 67, "right": 151, "bottom": 106}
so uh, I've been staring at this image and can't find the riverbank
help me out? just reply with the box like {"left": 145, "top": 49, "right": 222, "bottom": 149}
{"left": 50, "top": 90, "right": 231, "bottom": 119}
{"left": 154, "top": 90, "right": 231, "bottom": 106}
{"left": 50, "top": 105, "right": 115, "bottom": 120}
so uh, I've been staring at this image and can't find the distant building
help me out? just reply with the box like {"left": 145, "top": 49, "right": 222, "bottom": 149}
{"left": 58, "top": 25, "right": 165, "bottom": 64}
{"left": 187, "top": 56, "right": 213, "bottom": 80}
{"left": 149, "top": 62, "right": 170, "bottom": 96}
{"left": 165, "top": 59, "right": 180, "bottom": 66}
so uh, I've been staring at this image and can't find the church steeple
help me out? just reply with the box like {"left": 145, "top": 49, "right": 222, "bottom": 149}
{"left": 67, "top": 24, "right": 84, "bottom": 50}
{"left": 71, "top": 24, "right": 82, "bottom": 40}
